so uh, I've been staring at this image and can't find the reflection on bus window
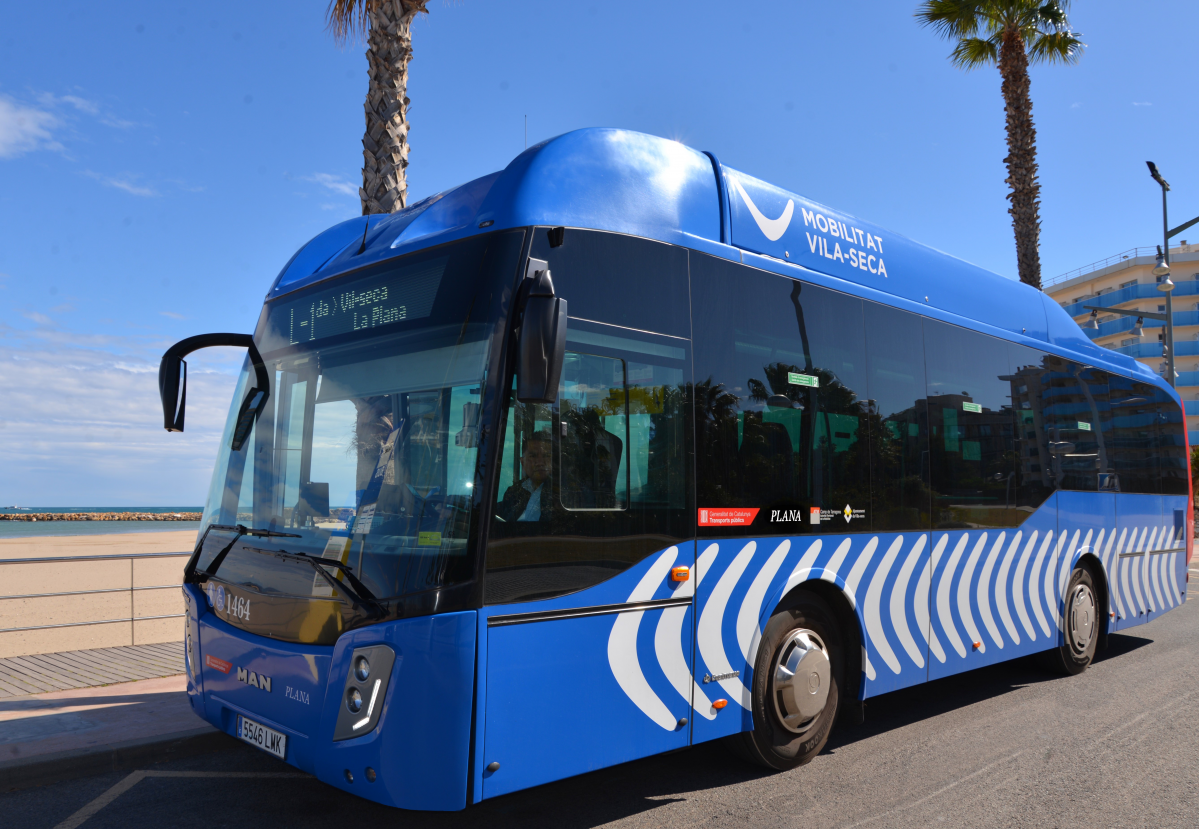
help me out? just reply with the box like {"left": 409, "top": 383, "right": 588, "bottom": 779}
{"left": 486, "top": 336, "right": 691, "bottom": 605}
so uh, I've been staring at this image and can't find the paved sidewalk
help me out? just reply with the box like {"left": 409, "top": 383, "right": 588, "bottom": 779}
{"left": 0, "top": 643, "right": 229, "bottom": 790}
{"left": 0, "top": 643, "right": 183, "bottom": 697}
{"left": 0, "top": 675, "right": 204, "bottom": 763}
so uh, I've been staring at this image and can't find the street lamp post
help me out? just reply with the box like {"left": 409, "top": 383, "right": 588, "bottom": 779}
{"left": 1147, "top": 162, "right": 1176, "bottom": 386}
{"left": 1083, "top": 305, "right": 1165, "bottom": 345}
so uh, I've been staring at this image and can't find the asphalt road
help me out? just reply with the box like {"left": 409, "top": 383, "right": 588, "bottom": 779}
{"left": 6, "top": 591, "right": 1198, "bottom": 829}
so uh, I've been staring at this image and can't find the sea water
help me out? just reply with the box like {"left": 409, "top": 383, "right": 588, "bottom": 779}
{"left": 0, "top": 507, "right": 202, "bottom": 539}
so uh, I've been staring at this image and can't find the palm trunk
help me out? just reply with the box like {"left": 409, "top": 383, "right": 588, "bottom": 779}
{"left": 998, "top": 26, "right": 1042, "bottom": 290}
{"left": 360, "top": 0, "right": 428, "bottom": 215}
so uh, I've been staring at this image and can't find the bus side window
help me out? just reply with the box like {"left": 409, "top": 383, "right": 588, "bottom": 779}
{"left": 560, "top": 352, "right": 628, "bottom": 510}
{"left": 1154, "top": 387, "right": 1188, "bottom": 495}
{"left": 863, "top": 302, "right": 931, "bottom": 531}
{"left": 1107, "top": 375, "right": 1160, "bottom": 493}
{"left": 923, "top": 320, "right": 1021, "bottom": 529}
{"left": 485, "top": 329, "right": 692, "bottom": 605}
{"left": 691, "top": 253, "right": 870, "bottom": 536}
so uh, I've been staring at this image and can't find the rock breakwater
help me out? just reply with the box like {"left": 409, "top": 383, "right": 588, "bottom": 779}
{"left": 0, "top": 512, "right": 202, "bottom": 522}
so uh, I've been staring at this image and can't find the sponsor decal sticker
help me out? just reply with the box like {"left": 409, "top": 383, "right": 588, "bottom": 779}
{"left": 285, "top": 686, "right": 310, "bottom": 705}
{"left": 787, "top": 371, "right": 819, "bottom": 388}
{"left": 810, "top": 506, "right": 821, "bottom": 525}
{"left": 962, "top": 401, "right": 982, "bottom": 413}
{"left": 417, "top": 531, "right": 442, "bottom": 546}
{"left": 215, "top": 584, "right": 226, "bottom": 612}
{"left": 313, "top": 534, "right": 352, "bottom": 597}
{"left": 205, "top": 654, "right": 232, "bottom": 674}
{"left": 698, "top": 508, "right": 760, "bottom": 527}
{"left": 769, "top": 509, "right": 808, "bottom": 523}
{"left": 841, "top": 503, "right": 866, "bottom": 523}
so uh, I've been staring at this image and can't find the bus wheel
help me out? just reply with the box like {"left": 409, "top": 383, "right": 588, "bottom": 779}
{"left": 1043, "top": 565, "right": 1099, "bottom": 676}
{"left": 728, "top": 590, "right": 842, "bottom": 770}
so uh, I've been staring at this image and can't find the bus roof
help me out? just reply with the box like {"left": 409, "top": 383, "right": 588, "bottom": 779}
{"left": 268, "top": 127, "right": 1158, "bottom": 387}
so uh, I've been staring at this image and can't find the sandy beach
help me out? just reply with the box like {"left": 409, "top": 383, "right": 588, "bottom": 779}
{"left": 0, "top": 530, "right": 196, "bottom": 561}
{"left": 0, "top": 531, "right": 197, "bottom": 658}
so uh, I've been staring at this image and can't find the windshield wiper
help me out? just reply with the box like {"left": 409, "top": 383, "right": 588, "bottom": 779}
{"left": 241, "top": 545, "right": 386, "bottom": 619}
{"left": 203, "top": 524, "right": 302, "bottom": 577}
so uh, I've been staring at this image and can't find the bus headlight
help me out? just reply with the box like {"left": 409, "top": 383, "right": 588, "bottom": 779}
{"left": 333, "top": 644, "right": 395, "bottom": 741}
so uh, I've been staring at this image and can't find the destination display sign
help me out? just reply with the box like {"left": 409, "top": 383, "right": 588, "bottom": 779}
{"left": 266, "top": 256, "right": 446, "bottom": 347}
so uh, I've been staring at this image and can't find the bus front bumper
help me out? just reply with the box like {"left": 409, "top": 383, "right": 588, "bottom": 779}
{"left": 185, "top": 586, "right": 477, "bottom": 811}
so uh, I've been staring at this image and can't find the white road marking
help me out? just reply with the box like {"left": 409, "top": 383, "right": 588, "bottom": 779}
{"left": 54, "top": 771, "right": 309, "bottom": 829}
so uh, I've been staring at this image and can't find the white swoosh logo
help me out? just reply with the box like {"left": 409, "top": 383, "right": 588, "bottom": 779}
{"left": 732, "top": 177, "right": 794, "bottom": 242}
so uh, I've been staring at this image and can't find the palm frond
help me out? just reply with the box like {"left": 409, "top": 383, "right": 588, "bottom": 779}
{"left": 950, "top": 35, "right": 1001, "bottom": 69}
{"left": 326, "top": 0, "right": 371, "bottom": 43}
{"left": 1026, "top": 29, "right": 1085, "bottom": 65}
{"left": 1035, "top": 1, "right": 1069, "bottom": 28}
{"left": 915, "top": 0, "right": 987, "bottom": 40}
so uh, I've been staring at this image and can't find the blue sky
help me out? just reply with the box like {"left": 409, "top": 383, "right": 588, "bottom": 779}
{"left": 2, "top": 0, "right": 1197, "bottom": 505}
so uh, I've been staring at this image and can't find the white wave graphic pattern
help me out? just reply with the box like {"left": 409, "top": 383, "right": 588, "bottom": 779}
{"left": 606, "top": 522, "right": 1182, "bottom": 728}
{"left": 607, "top": 547, "right": 679, "bottom": 730}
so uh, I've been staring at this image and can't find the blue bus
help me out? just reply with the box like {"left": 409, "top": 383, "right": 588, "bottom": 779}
{"left": 161, "top": 128, "right": 1192, "bottom": 811}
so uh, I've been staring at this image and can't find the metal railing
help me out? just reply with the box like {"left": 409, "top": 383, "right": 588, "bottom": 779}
{"left": 1047, "top": 244, "right": 1198, "bottom": 288}
{"left": 0, "top": 552, "right": 189, "bottom": 635}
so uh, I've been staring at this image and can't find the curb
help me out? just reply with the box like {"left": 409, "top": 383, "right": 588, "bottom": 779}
{"left": 0, "top": 726, "right": 236, "bottom": 792}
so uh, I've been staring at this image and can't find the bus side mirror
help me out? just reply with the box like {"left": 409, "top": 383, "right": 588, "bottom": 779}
{"left": 517, "top": 267, "right": 567, "bottom": 404}
{"left": 160, "top": 355, "right": 187, "bottom": 432}
{"left": 159, "top": 333, "right": 269, "bottom": 443}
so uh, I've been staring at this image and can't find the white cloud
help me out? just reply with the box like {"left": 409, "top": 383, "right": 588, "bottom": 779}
{"left": 58, "top": 94, "right": 100, "bottom": 116}
{"left": 20, "top": 310, "right": 53, "bottom": 326}
{"left": 0, "top": 324, "right": 244, "bottom": 504}
{"left": 1133, "top": 101, "right": 1152, "bottom": 107}
{"left": 84, "top": 170, "right": 157, "bottom": 197}
{"left": 0, "top": 96, "right": 61, "bottom": 158}
{"left": 160, "top": 311, "right": 186, "bottom": 320}
{"left": 305, "top": 173, "right": 359, "bottom": 197}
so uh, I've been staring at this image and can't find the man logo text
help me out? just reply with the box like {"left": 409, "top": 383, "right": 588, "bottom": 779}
{"left": 237, "top": 667, "right": 271, "bottom": 692}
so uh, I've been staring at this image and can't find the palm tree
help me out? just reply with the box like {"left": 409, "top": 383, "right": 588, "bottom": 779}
{"left": 327, "top": 1, "right": 431, "bottom": 214}
{"left": 916, "top": 1, "right": 1084, "bottom": 290}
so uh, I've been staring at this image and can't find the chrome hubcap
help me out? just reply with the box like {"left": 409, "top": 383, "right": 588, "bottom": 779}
{"left": 772, "top": 628, "right": 831, "bottom": 735}
{"left": 1067, "top": 583, "right": 1096, "bottom": 656}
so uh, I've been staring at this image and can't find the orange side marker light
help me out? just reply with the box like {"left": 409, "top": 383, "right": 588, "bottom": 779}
{"left": 712, "top": 699, "right": 728, "bottom": 710}
{"left": 671, "top": 566, "right": 690, "bottom": 582}
{"left": 972, "top": 641, "right": 981, "bottom": 650}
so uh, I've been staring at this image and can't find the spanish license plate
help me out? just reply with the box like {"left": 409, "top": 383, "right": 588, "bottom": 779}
{"left": 236, "top": 715, "right": 287, "bottom": 760}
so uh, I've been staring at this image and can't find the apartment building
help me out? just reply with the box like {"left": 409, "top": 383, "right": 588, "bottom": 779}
{"left": 1045, "top": 243, "right": 1199, "bottom": 444}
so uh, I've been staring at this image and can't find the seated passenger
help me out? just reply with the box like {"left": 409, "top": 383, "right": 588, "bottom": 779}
{"left": 498, "top": 431, "right": 557, "bottom": 523}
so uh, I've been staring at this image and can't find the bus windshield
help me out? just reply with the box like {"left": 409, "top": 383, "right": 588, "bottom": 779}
{"left": 198, "top": 232, "right": 522, "bottom": 603}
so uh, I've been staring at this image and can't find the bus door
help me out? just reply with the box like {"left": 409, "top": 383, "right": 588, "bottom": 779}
{"left": 478, "top": 318, "right": 695, "bottom": 799}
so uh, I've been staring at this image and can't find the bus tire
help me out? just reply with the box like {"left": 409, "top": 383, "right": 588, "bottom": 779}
{"left": 1041, "top": 565, "right": 1099, "bottom": 676}
{"left": 728, "top": 589, "right": 842, "bottom": 771}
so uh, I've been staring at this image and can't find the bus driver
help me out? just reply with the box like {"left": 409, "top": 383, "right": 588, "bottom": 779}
{"left": 498, "top": 430, "right": 555, "bottom": 523}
